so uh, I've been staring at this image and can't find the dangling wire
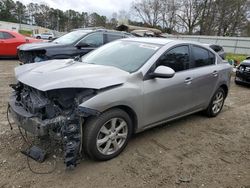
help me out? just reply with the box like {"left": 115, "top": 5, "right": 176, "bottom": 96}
{"left": 6, "top": 104, "right": 57, "bottom": 174}
{"left": 6, "top": 104, "right": 13, "bottom": 130}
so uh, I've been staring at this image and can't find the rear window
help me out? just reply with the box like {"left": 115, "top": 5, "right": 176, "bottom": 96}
{"left": 192, "top": 46, "right": 215, "bottom": 67}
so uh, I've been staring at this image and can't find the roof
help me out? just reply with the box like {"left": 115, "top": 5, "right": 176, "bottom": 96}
{"left": 122, "top": 37, "right": 217, "bottom": 50}
{"left": 117, "top": 24, "right": 162, "bottom": 35}
{"left": 72, "top": 28, "right": 132, "bottom": 36}
{"left": 0, "top": 29, "right": 18, "bottom": 33}
{"left": 123, "top": 37, "right": 174, "bottom": 45}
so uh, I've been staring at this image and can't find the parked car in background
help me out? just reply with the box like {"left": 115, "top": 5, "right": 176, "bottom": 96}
{"left": 9, "top": 38, "right": 231, "bottom": 167}
{"left": 235, "top": 59, "right": 250, "bottom": 85}
{"left": 18, "top": 29, "right": 133, "bottom": 63}
{"left": 33, "top": 32, "right": 54, "bottom": 40}
{"left": 0, "top": 29, "right": 41, "bottom": 57}
{"left": 204, "top": 44, "right": 226, "bottom": 59}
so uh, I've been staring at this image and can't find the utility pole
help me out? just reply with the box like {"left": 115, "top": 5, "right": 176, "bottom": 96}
{"left": 57, "top": 9, "right": 60, "bottom": 31}
{"left": 19, "top": 8, "right": 22, "bottom": 31}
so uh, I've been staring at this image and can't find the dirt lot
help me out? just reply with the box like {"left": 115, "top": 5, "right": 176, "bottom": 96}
{"left": 0, "top": 60, "right": 249, "bottom": 188}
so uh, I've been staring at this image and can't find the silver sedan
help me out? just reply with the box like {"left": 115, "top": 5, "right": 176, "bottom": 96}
{"left": 9, "top": 38, "right": 232, "bottom": 166}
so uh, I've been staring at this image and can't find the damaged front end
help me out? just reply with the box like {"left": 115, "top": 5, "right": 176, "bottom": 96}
{"left": 8, "top": 82, "right": 99, "bottom": 168}
{"left": 18, "top": 50, "right": 48, "bottom": 64}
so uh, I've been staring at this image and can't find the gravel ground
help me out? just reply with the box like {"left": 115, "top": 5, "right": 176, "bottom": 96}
{"left": 0, "top": 60, "right": 249, "bottom": 188}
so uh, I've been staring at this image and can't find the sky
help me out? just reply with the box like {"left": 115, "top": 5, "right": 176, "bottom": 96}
{"left": 18, "top": 0, "right": 134, "bottom": 17}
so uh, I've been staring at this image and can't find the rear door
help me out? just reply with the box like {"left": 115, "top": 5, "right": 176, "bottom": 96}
{"left": 189, "top": 45, "right": 219, "bottom": 107}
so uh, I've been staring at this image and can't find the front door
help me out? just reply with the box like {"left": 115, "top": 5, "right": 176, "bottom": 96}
{"left": 0, "top": 31, "right": 18, "bottom": 56}
{"left": 76, "top": 33, "right": 104, "bottom": 56}
{"left": 143, "top": 45, "right": 197, "bottom": 127}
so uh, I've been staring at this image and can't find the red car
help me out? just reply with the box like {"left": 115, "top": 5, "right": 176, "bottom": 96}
{"left": 0, "top": 29, "right": 41, "bottom": 57}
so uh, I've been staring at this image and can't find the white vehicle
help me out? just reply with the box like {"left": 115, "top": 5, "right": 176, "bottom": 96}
{"left": 33, "top": 32, "right": 54, "bottom": 40}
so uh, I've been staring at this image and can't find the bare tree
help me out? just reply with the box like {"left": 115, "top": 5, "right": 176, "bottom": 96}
{"left": 160, "top": 0, "right": 180, "bottom": 33}
{"left": 215, "top": 0, "right": 247, "bottom": 36}
{"left": 176, "top": 0, "right": 204, "bottom": 34}
{"left": 132, "top": 0, "right": 162, "bottom": 27}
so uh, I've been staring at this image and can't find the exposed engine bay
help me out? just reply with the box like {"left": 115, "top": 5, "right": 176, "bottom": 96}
{"left": 9, "top": 82, "right": 98, "bottom": 168}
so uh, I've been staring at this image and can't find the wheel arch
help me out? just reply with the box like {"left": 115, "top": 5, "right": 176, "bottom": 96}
{"left": 219, "top": 84, "right": 228, "bottom": 97}
{"left": 103, "top": 105, "right": 138, "bottom": 134}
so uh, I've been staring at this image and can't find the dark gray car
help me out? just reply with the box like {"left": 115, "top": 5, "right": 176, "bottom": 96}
{"left": 18, "top": 29, "right": 132, "bottom": 63}
{"left": 9, "top": 38, "right": 232, "bottom": 167}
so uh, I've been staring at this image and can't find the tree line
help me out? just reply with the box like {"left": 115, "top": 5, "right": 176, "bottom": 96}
{"left": 0, "top": 0, "right": 249, "bottom": 36}
{"left": 0, "top": 0, "right": 121, "bottom": 31}
{"left": 132, "top": 0, "right": 250, "bottom": 36}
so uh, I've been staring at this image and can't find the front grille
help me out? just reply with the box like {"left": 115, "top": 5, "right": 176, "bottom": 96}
{"left": 18, "top": 85, "right": 48, "bottom": 114}
{"left": 244, "top": 67, "right": 250, "bottom": 72}
{"left": 18, "top": 50, "right": 35, "bottom": 63}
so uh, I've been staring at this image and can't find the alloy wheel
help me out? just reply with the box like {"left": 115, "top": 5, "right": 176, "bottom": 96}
{"left": 96, "top": 118, "right": 128, "bottom": 155}
{"left": 212, "top": 91, "right": 224, "bottom": 114}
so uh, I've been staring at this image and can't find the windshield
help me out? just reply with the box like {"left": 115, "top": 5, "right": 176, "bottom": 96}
{"left": 82, "top": 40, "right": 161, "bottom": 73}
{"left": 53, "top": 30, "right": 89, "bottom": 44}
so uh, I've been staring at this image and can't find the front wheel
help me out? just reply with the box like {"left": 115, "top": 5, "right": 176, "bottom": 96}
{"left": 205, "top": 88, "right": 226, "bottom": 117}
{"left": 83, "top": 109, "right": 132, "bottom": 161}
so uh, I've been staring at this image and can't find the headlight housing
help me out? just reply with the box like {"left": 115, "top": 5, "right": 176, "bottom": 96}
{"left": 239, "top": 65, "right": 245, "bottom": 72}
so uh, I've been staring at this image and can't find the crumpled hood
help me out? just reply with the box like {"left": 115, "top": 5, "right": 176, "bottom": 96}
{"left": 15, "top": 59, "right": 129, "bottom": 91}
{"left": 18, "top": 42, "right": 66, "bottom": 51}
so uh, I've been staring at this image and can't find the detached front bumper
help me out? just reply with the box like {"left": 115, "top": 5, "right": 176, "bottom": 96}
{"left": 9, "top": 94, "right": 66, "bottom": 137}
{"left": 235, "top": 71, "right": 250, "bottom": 84}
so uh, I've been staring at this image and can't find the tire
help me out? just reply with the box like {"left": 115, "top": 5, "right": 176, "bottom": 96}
{"left": 36, "top": 36, "right": 41, "bottom": 39}
{"left": 234, "top": 77, "right": 241, "bottom": 85}
{"left": 205, "top": 87, "right": 226, "bottom": 117}
{"left": 83, "top": 109, "right": 132, "bottom": 161}
{"left": 48, "top": 37, "right": 52, "bottom": 40}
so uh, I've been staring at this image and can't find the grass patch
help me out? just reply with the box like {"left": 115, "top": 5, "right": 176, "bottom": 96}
{"left": 226, "top": 53, "right": 248, "bottom": 63}
{"left": 19, "top": 29, "right": 32, "bottom": 36}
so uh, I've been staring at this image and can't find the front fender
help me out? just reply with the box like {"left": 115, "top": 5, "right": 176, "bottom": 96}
{"left": 79, "top": 82, "right": 144, "bottom": 128}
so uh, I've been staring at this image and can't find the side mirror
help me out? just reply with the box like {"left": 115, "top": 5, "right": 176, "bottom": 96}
{"left": 76, "top": 41, "right": 91, "bottom": 48}
{"left": 149, "top": 66, "right": 175, "bottom": 79}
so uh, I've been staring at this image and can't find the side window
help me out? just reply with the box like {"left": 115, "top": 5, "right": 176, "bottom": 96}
{"left": 0, "top": 32, "right": 14, "bottom": 39}
{"left": 157, "top": 46, "right": 190, "bottom": 72}
{"left": 106, "top": 34, "right": 123, "bottom": 43}
{"left": 192, "top": 46, "right": 215, "bottom": 68}
{"left": 81, "top": 33, "right": 103, "bottom": 47}
{"left": 208, "top": 51, "right": 216, "bottom": 65}
{"left": 0, "top": 32, "right": 4, "bottom": 39}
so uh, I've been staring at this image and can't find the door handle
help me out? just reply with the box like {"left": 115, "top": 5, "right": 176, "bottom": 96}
{"left": 184, "top": 77, "right": 192, "bottom": 85}
{"left": 212, "top": 70, "right": 218, "bottom": 77}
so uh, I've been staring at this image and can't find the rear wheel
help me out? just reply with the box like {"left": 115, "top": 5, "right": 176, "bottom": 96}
{"left": 36, "top": 36, "right": 41, "bottom": 39}
{"left": 83, "top": 109, "right": 132, "bottom": 161}
{"left": 205, "top": 88, "right": 225, "bottom": 117}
